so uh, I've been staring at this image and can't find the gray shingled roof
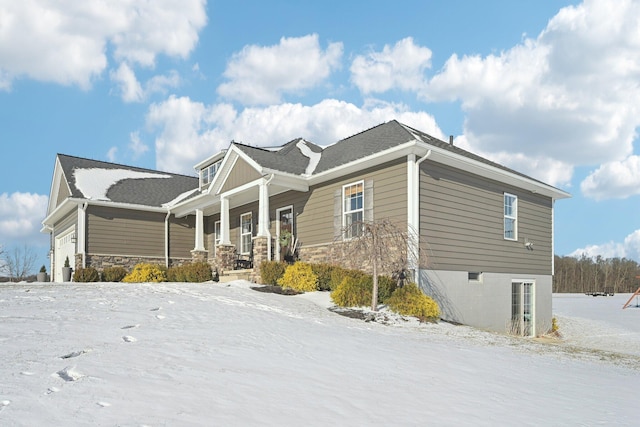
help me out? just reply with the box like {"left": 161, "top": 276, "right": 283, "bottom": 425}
{"left": 57, "top": 154, "right": 198, "bottom": 207}
{"left": 233, "top": 120, "right": 552, "bottom": 188}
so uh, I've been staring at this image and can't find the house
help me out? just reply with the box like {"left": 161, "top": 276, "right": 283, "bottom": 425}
{"left": 42, "top": 120, "right": 570, "bottom": 335}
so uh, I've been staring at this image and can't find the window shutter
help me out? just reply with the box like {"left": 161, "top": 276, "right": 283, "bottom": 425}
{"left": 333, "top": 188, "right": 342, "bottom": 240}
{"left": 364, "top": 179, "right": 374, "bottom": 222}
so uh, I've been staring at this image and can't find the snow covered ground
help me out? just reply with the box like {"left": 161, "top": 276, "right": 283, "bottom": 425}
{"left": 1, "top": 282, "right": 638, "bottom": 426}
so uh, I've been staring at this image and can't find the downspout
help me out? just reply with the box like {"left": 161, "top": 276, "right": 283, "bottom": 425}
{"left": 80, "top": 202, "right": 88, "bottom": 268}
{"left": 165, "top": 210, "right": 171, "bottom": 268}
{"left": 410, "top": 149, "right": 431, "bottom": 284}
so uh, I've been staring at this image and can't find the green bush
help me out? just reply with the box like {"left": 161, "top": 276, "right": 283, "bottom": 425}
{"left": 311, "top": 263, "right": 337, "bottom": 291}
{"left": 386, "top": 283, "right": 440, "bottom": 321}
{"left": 277, "top": 262, "right": 318, "bottom": 292}
{"left": 376, "top": 275, "right": 397, "bottom": 303}
{"left": 166, "top": 262, "right": 212, "bottom": 282}
{"left": 330, "top": 275, "right": 372, "bottom": 307}
{"left": 123, "top": 263, "right": 167, "bottom": 283}
{"left": 260, "top": 261, "right": 287, "bottom": 285}
{"left": 102, "top": 266, "right": 128, "bottom": 282}
{"left": 329, "top": 266, "right": 369, "bottom": 291}
{"left": 73, "top": 267, "right": 100, "bottom": 283}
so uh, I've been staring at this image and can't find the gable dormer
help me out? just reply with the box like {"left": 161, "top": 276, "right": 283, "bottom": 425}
{"left": 195, "top": 150, "right": 226, "bottom": 190}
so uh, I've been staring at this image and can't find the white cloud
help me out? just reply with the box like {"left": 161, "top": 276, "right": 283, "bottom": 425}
{"left": 217, "top": 34, "right": 343, "bottom": 105}
{"left": 106, "top": 147, "right": 118, "bottom": 162}
{"left": 422, "top": 0, "right": 640, "bottom": 192}
{"left": 0, "top": 0, "right": 206, "bottom": 90}
{"left": 350, "top": 37, "right": 432, "bottom": 94}
{"left": 581, "top": 156, "right": 640, "bottom": 200}
{"left": 110, "top": 63, "right": 143, "bottom": 102}
{"left": 146, "top": 96, "right": 443, "bottom": 174}
{"left": 110, "top": 64, "right": 181, "bottom": 103}
{"left": 570, "top": 229, "right": 640, "bottom": 261}
{"left": 0, "top": 192, "right": 48, "bottom": 244}
{"left": 129, "top": 132, "right": 149, "bottom": 158}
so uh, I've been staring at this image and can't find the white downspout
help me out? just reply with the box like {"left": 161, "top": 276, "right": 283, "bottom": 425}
{"left": 165, "top": 210, "right": 171, "bottom": 267}
{"left": 408, "top": 150, "right": 431, "bottom": 283}
{"left": 79, "top": 202, "right": 88, "bottom": 268}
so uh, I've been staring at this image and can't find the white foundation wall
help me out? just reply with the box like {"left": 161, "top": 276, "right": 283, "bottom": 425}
{"left": 418, "top": 269, "right": 553, "bottom": 335}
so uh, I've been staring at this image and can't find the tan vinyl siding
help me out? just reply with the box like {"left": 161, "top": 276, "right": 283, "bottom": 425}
{"left": 419, "top": 161, "right": 553, "bottom": 275}
{"left": 268, "top": 159, "right": 407, "bottom": 247}
{"left": 55, "top": 180, "right": 70, "bottom": 208}
{"left": 86, "top": 206, "right": 165, "bottom": 257}
{"left": 220, "top": 158, "right": 261, "bottom": 193}
{"left": 54, "top": 209, "right": 76, "bottom": 240}
{"left": 169, "top": 215, "right": 195, "bottom": 258}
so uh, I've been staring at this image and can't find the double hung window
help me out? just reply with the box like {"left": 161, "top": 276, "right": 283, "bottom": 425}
{"left": 343, "top": 181, "right": 364, "bottom": 239}
{"left": 504, "top": 193, "right": 517, "bottom": 240}
{"left": 240, "top": 212, "right": 252, "bottom": 255}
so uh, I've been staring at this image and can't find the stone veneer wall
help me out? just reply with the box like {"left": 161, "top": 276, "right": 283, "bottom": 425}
{"left": 85, "top": 254, "right": 191, "bottom": 272}
{"left": 212, "top": 244, "right": 236, "bottom": 273}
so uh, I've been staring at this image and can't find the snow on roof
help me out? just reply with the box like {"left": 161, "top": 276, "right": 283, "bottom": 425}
{"left": 296, "top": 140, "right": 321, "bottom": 175}
{"left": 73, "top": 168, "right": 171, "bottom": 201}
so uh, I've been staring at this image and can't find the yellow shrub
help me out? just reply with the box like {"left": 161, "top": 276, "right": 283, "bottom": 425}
{"left": 387, "top": 283, "right": 440, "bottom": 321}
{"left": 123, "top": 263, "right": 167, "bottom": 283}
{"left": 277, "top": 262, "right": 318, "bottom": 292}
{"left": 330, "top": 276, "right": 372, "bottom": 307}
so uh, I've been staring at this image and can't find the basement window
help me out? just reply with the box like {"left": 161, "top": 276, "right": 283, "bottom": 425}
{"left": 468, "top": 272, "right": 483, "bottom": 282}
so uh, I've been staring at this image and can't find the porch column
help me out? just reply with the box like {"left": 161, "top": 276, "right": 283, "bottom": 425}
{"left": 257, "top": 179, "right": 270, "bottom": 237}
{"left": 194, "top": 208, "right": 205, "bottom": 251}
{"left": 220, "top": 196, "right": 231, "bottom": 245}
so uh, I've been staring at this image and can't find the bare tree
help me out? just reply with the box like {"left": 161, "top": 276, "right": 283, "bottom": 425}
{"left": 334, "top": 219, "right": 427, "bottom": 311}
{"left": 2, "top": 245, "right": 37, "bottom": 282}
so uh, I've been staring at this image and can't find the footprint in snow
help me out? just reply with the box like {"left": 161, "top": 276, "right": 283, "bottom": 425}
{"left": 97, "top": 401, "right": 111, "bottom": 408}
{"left": 46, "top": 387, "right": 60, "bottom": 395}
{"left": 156, "top": 315, "right": 165, "bottom": 320}
{"left": 150, "top": 307, "right": 161, "bottom": 311}
{"left": 0, "top": 400, "right": 9, "bottom": 413}
{"left": 56, "top": 366, "right": 84, "bottom": 382}
{"left": 122, "top": 335, "right": 137, "bottom": 343}
{"left": 121, "top": 324, "right": 140, "bottom": 330}
{"left": 60, "top": 349, "right": 90, "bottom": 359}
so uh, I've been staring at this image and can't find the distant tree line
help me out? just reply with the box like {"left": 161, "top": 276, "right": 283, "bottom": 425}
{"left": 554, "top": 255, "right": 640, "bottom": 293}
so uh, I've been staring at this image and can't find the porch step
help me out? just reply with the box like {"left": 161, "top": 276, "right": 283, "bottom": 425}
{"left": 218, "top": 269, "right": 252, "bottom": 283}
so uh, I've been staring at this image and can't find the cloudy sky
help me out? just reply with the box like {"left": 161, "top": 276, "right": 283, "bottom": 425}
{"left": 1, "top": 0, "right": 640, "bottom": 270}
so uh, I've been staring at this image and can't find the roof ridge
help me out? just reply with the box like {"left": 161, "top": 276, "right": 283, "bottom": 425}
{"left": 57, "top": 153, "right": 197, "bottom": 179}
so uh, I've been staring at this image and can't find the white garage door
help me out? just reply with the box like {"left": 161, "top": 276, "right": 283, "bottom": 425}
{"left": 55, "top": 228, "right": 76, "bottom": 282}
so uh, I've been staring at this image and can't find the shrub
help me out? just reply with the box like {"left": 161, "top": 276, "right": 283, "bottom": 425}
{"left": 73, "top": 267, "right": 100, "bottom": 283}
{"left": 102, "top": 266, "right": 128, "bottom": 282}
{"left": 386, "top": 283, "right": 440, "bottom": 321}
{"left": 260, "top": 261, "right": 287, "bottom": 285}
{"left": 277, "top": 262, "right": 318, "bottom": 292}
{"left": 311, "top": 263, "right": 336, "bottom": 291}
{"left": 166, "top": 262, "right": 212, "bottom": 282}
{"left": 330, "top": 275, "right": 372, "bottom": 307}
{"left": 39, "top": 265, "right": 47, "bottom": 273}
{"left": 123, "top": 263, "right": 167, "bottom": 283}
{"left": 184, "top": 262, "right": 213, "bottom": 282}
{"left": 376, "top": 275, "right": 397, "bottom": 303}
{"left": 329, "top": 266, "right": 368, "bottom": 291}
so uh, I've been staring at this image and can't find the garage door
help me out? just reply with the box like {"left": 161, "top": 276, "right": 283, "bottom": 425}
{"left": 55, "top": 228, "right": 76, "bottom": 282}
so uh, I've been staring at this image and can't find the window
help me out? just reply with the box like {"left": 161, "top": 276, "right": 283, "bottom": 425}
{"left": 240, "top": 212, "right": 252, "bottom": 255}
{"left": 504, "top": 193, "right": 517, "bottom": 240}
{"left": 343, "top": 181, "right": 364, "bottom": 239}
{"left": 200, "top": 160, "right": 221, "bottom": 187}
{"left": 468, "top": 272, "right": 483, "bottom": 282}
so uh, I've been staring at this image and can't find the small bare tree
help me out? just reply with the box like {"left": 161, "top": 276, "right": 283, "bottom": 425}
{"left": 334, "top": 219, "right": 428, "bottom": 311}
{"left": 2, "top": 245, "right": 37, "bottom": 282}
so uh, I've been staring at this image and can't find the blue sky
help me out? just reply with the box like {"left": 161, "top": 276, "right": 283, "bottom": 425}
{"left": 2, "top": 0, "right": 640, "bottom": 273}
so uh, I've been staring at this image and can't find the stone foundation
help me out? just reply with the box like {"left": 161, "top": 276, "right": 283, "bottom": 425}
{"left": 190, "top": 249, "right": 208, "bottom": 263}
{"left": 85, "top": 254, "right": 191, "bottom": 272}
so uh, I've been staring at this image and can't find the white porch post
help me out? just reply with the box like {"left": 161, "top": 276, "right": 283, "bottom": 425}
{"left": 257, "top": 179, "right": 270, "bottom": 237}
{"left": 194, "top": 208, "right": 205, "bottom": 251}
{"left": 220, "top": 196, "right": 231, "bottom": 245}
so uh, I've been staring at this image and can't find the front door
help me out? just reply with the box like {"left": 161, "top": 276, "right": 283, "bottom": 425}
{"left": 511, "top": 281, "right": 535, "bottom": 337}
{"left": 275, "top": 206, "right": 293, "bottom": 262}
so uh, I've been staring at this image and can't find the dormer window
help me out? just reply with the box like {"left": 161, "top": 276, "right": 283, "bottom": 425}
{"left": 200, "top": 161, "right": 221, "bottom": 187}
